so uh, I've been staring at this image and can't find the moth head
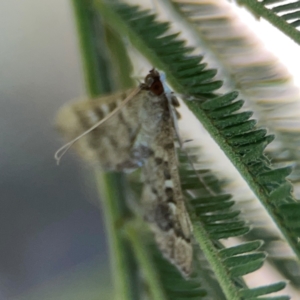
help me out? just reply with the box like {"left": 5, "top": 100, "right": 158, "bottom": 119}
{"left": 142, "top": 68, "right": 164, "bottom": 96}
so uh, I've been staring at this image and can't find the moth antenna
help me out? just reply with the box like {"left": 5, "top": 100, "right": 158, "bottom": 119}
{"left": 183, "top": 139, "right": 193, "bottom": 144}
{"left": 54, "top": 87, "right": 142, "bottom": 165}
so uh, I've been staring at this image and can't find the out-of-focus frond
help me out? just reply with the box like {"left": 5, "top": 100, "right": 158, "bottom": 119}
{"left": 157, "top": 0, "right": 300, "bottom": 287}
{"left": 160, "top": 0, "right": 300, "bottom": 197}
{"left": 179, "top": 151, "right": 288, "bottom": 299}
{"left": 238, "top": 0, "right": 300, "bottom": 45}
{"left": 95, "top": 0, "right": 300, "bottom": 268}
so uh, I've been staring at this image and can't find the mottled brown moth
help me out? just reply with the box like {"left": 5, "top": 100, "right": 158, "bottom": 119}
{"left": 55, "top": 69, "right": 193, "bottom": 276}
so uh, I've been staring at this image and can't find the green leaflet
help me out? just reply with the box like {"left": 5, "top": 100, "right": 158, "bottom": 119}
{"left": 238, "top": 0, "right": 300, "bottom": 45}
{"left": 178, "top": 153, "right": 287, "bottom": 299}
{"left": 202, "top": 92, "right": 240, "bottom": 110}
{"left": 240, "top": 281, "right": 287, "bottom": 298}
{"left": 219, "top": 241, "right": 263, "bottom": 259}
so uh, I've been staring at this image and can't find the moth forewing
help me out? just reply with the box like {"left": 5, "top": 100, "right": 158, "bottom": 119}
{"left": 56, "top": 89, "right": 148, "bottom": 171}
{"left": 55, "top": 69, "right": 193, "bottom": 276}
{"left": 139, "top": 75, "right": 193, "bottom": 275}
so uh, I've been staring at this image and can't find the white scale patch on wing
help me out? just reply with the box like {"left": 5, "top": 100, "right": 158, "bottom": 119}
{"left": 100, "top": 103, "right": 110, "bottom": 116}
{"left": 164, "top": 179, "right": 174, "bottom": 188}
{"left": 86, "top": 110, "right": 100, "bottom": 124}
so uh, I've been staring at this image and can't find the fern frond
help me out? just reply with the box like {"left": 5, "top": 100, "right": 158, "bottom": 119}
{"left": 163, "top": 0, "right": 300, "bottom": 192}
{"left": 94, "top": 1, "right": 300, "bottom": 263}
{"left": 127, "top": 149, "right": 288, "bottom": 299}
{"left": 72, "top": 2, "right": 139, "bottom": 299}
{"left": 150, "top": 240, "right": 210, "bottom": 300}
{"left": 178, "top": 152, "right": 288, "bottom": 299}
{"left": 238, "top": 0, "right": 300, "bottom": 45}
{"left": 124, "top": 222, "right": 168, "bottom": 300}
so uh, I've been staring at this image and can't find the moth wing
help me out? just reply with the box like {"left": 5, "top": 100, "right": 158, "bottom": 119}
{"left": 56, "top": 89, "right": 147, "bottom": 171}
{"left": 141, "top": 111, "right": 193, "bottom": 276}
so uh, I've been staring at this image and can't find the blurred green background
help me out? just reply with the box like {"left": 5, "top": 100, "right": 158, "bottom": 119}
{"left": 0, "top": 1, "right": 111, "bottom": 299}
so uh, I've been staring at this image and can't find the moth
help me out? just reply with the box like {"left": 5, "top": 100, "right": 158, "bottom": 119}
{"left": 55, "top": 69, "right": 193, "bottom": 276}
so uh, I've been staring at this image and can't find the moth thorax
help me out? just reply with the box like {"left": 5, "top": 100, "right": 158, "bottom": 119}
{"left": 144, "top": 69, "right": 164, "bottom": 96}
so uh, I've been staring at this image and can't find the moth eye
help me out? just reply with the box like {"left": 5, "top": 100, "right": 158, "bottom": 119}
{"left": 150, "top": 80, "right": 164, "bottom": 96}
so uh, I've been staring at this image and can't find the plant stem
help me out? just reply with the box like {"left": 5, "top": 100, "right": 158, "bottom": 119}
{"left": 188, "top": 209, "right": 241, "bottom": 300}
{"left": 96, "top": 172, "right": 137, "bottom": 300}
{"left": 125, "top": 222, "right": 167, "bottom": 300}
{"left": 71, "top": 1, "right": 138, "bottom": 299}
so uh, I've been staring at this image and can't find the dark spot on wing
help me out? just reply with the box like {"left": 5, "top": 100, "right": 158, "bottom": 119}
{"left": 94, "top": 106, "right": 104, "bottom": 120}
{"left": 155, "top": 203, "right": 173, "bottom": 231}
{"left": 108, "top": 101, "right": 117, "bottom": 112}
{"left": 164, "top": 171, "right": 171, "bottom": 180}
{"left": 117, "top": 109, "right": 133, "bottom": 139}
{"left": 74, "top": 106, "right": 101, "bottom": 136}
{"left": 171, "top": 95, "right": 180, "bottom": 107}
{"left": 151, "top": 188, "right": 158, "bottom": 195}
{"left": 165, "top": 187, "right": 173, "bottom": 197}
{"left": 164, "top": 143, "right": 174, "bottom": 150}
{"left": 163, "top": 161, "right": 171, "bottom": 180}
{"left": 73, "top": 106, "right": 113, "bottom": 154}
{"left": 155, "top": 157, "right": 163, "bottom": 165}
{"left": 165, "top": 187, "right": 174, "bottom": 203}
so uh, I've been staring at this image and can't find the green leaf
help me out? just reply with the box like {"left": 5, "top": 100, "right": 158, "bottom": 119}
{"left": 219, "top": 241, "right": 263, "bottom": 259}
{"left": 258, "top": 167, "right": 293, "bottom": 185}
{"left": 179, "top": 153, "right": 285, "bottom": 299}
{"left": 240, "top": 281, "right": 287, "bottom": 298}
{"left": 229, "top": 259, "right": 264, "bottom": 277}
{"left": 201, "top": 92, "right": 239, "bottom": 110}
{"left": 223, "top": 253, "right": 266, "bottom": 268}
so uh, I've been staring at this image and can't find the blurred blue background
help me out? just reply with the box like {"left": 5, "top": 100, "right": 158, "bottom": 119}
{"left": 0, "top": 1, "right": 111, "bottom": 299}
